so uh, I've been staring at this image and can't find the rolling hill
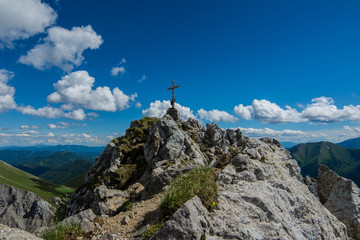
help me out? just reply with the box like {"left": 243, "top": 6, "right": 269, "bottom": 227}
{"left": 290, "top": 141, "right": 360, "bottom": 186}
{"left": 0, "top": 160, "right": 73, "bottom": 205}
{"left": 337, "top": 137, "right": 360, "bottom": 149}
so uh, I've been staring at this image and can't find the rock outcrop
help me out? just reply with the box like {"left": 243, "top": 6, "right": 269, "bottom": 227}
{"left": 317, "top": 164, "right": 360, "bottom": 240}
{"left": 154, "top": 137, "right": 348, "bottom": 239}
{"left": 0, "top": 183, "right": 54, "bottom": 234}
{"left": 66, "top": 110, "right": 351, "bottom": 239}
{"left": 0, "top": 224, "right": 42, "bottom": 240}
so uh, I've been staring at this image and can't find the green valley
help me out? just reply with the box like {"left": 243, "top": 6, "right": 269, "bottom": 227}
{"left": 0, "top": 160, "right": 73, "bottom": 205}
{"left": 290, "top": 141, "right": 360, "bottom": 186}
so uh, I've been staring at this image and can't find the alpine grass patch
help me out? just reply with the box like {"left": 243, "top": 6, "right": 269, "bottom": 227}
{"left": 160, "top": 166, "right": 217, "bottom": 217}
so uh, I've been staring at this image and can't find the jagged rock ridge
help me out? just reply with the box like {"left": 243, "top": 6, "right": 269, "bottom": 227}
{"left": 0, "top": 183, "right": 55, "bottom": 234}
{"left": 66, "top": 110, "right": 350, "bottom": 239}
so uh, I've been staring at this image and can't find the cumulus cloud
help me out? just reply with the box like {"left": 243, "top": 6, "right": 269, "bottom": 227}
{"left": 198, "top": 109, "right": 238, "bottom": 123}
{"left": 111, "top": 66, "right": 125, "bottom": 76}
{"left": 301, "top": 97, "right": 360, "bottom": 123}
{"left": 17, "top": 105, "right": 64, "bottom": 118}
{"left": 234, "top": 97, "right": 360, "bottom": 124}
{"left": 19, "top": 25, "right": 103, "bottom": 71}
{"left": 64, "top": 108, "right": 86, "bottom": 120}
{"left": 234, "top": 99, "right": 304, "bottom": 124}
{"left": 0, "top": 69, "right": 16, "bottom": 113}
{"left": 47, "top": 122, "right": 70, "bottom": 129}
{"left": 0, "top": 0, "right": 57, "bottom": 48}
{"left": 142, "top": 100, "right": 196, "bottom": 120}
{"left": 47, "top": 70, "right": 137, "bottom": 111}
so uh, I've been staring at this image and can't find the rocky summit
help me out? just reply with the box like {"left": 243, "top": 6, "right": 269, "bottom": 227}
{"left": 62, "top": 110, "right": 355, "bottom": 239}
{"left": 2, "top": 109, "right": 360, "bottom": 239}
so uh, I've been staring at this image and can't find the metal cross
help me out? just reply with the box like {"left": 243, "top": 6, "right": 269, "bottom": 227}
{"left": 167, "top": 80, "right": 179, "bottom": 108}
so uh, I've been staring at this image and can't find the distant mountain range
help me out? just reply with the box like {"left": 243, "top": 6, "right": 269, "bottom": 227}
{"left": 290, "top": 140, "right": 360, "bottom": 186}
{"left": 0, "top": 145, "right": 103, "bottom": 187}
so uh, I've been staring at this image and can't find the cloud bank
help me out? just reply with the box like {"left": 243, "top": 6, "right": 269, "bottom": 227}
{"left": 234, "top": 97, "right": 360, "bottom": 124}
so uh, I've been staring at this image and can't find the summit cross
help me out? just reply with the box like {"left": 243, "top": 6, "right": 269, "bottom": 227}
{"left": 167, "top": 80, "right": 179, "bottom": 108}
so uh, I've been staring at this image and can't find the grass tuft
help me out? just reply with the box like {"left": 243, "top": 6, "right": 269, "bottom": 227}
{"left": 160, "top": 166, "right": 217, "bottom": 217}
{"left": 143, "top": 222, "right": 164, "bottom": 239}
{"left": 42, "top": 224, "right": 82, "bottom": 240}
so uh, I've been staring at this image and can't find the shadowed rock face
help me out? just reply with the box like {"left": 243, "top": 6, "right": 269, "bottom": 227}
{"left": 66, "top": 113, "right": 350, "bottom": 239}
{"left": 0, "top": 183, "right": 54, "bottom": 233}
{"left": 317, "top": 164, "right": 360, "bottom": 240}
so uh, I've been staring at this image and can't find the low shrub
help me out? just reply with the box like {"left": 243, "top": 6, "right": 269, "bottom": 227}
{"left": 42, "top": 224, "right": 82, "bottom": 240}
{"left": 160, "top": 166, "right": 217, "bottom": 217}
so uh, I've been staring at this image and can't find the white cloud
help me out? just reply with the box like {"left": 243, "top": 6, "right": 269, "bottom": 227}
{"left": 19, "top": 25, "right": 103, "bottom": 71}
{"left": 64, "top": 108, "right": 86, "bottom": 120}
{"left": 301, "top": 97, "right": 360, "bottom": 123}
{"left": 0, "top": 131, "right": 107, "bottom": 146}
{"left": 142, "top": 100, "right": 196, "bottom": 120}
{"left": 19, "top": 125, "right": 40, "bottom": 130}
{"left": 138, "top": 74, "right": 146, "bottom": 83}
{"left": 234, "top": 97, "right": 360, "bottom": 124}
{"left": 0, "top": 69, "right": 17, "bottom": 113}
{"left": 17, "top": 105, "right": 64, "bottom": 118}
{"left": 135, "top": 102, "right": 142, "bottom": 108}
{"left": 234, "top": 99, "right": 304, "bottom": 124}
{"left": 47, "top": 71, "right": 137, "bottom": 111}
{"left": 0, "top": 0, "right": 57, "bottom": 48}
{"left": 238, "top": 127, "right": 327, "bottom": 143}
{"left": 47, "top": 122, "right": 70, "bottom": 129}
{"left": 111, "top": 66, "right": 125, "bottom": 76}
{"left": 21, "top": 130, "right": 40, "bottom": 135}
{"left": 87, "top": 112, "right": 99, "bottom": 118}
{"left": 198, "top": 108, "right": 238, "bottom": 123}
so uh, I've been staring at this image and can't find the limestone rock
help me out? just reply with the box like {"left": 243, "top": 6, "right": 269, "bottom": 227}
{"left": 317, "top": 164, "right": 360, "bottom": 239}
{"left": 208, "top": 161, "right": 347, "bottom": 239}
{"left": 0, "top": 224, "right": 42, "bottom": 240}
{"left": 303, "top": 175, "right": 318, "bottom": 198}
{"left": 151, "top": 196, "right": 209, "bottom": 240}
{"left": 144, "top": 114, "right": 206, "bottom": 166}
{"left": 62, "top": 209, "right": 96, "bottom": 233}
{"left": 0, "top": 183, "right": 54, "bottom": 234}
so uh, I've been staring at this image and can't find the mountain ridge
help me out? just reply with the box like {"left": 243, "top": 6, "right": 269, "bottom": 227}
{"left": 290, "top": 141, "right": 360, "bottom": 186}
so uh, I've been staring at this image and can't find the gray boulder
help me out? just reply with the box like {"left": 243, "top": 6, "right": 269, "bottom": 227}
{"left": 317, "top": 164, "right": 360, "bottom": 240}
{"left": 0, "top": 224, "right": 42, "bottom": 240}
{"left": 62, "top": 209, "right": 96, "bottom": 233}
{"left": 151, "top": 196, "right": 209, "bottom": 240}
{"left": 0, "top": 183, "right": 54, "bottom": 233}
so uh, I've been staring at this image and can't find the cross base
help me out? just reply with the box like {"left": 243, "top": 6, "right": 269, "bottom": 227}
{"left": 167, "top": 107, "right": 180, "bottom": 123}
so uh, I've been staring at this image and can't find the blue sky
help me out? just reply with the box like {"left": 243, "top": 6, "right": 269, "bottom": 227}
{"left": 0, "top": 0, "right": 360, "bottom": 146}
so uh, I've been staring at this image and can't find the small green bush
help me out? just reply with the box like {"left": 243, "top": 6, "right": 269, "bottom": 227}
{"left": 160, "top": 166, "right": 217, "bottom": 217}
{"left": 42, "top": 224, "right": 82, "bottom": 240}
